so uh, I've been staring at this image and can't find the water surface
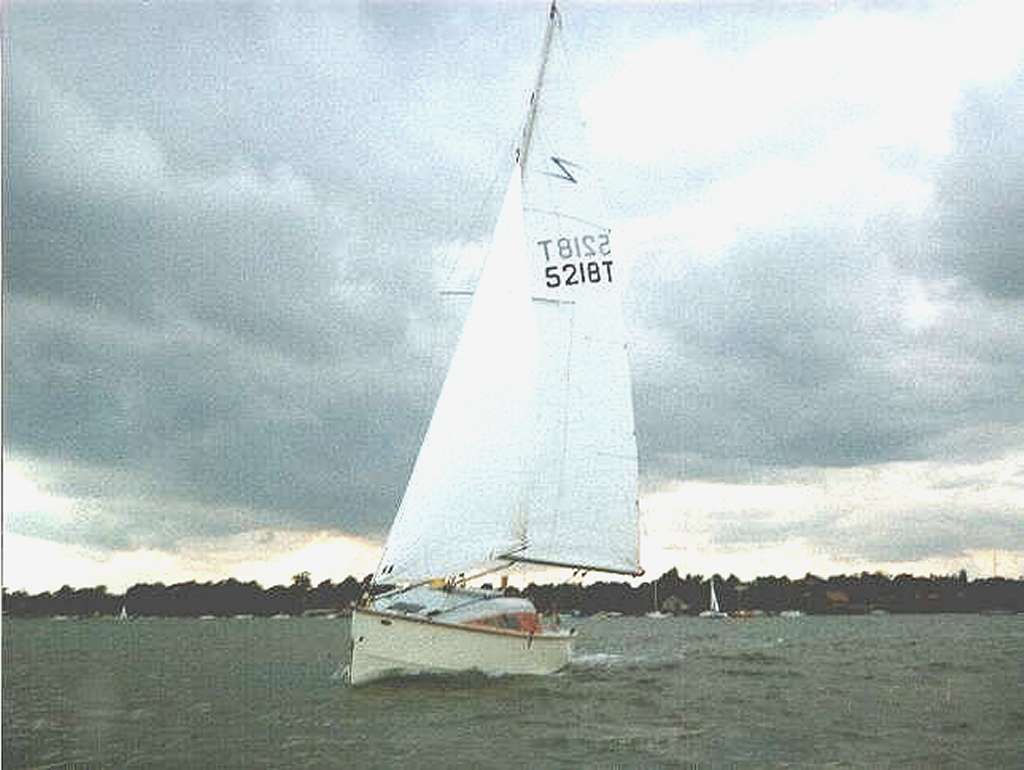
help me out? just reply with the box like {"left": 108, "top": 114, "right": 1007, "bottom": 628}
{"left": 4, "top": 614, "right": 1022, "bottom": 768}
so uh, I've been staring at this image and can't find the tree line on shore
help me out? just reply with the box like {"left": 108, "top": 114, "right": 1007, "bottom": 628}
{"left": 2, "top": 568, "right": 1021, "bottom": 618}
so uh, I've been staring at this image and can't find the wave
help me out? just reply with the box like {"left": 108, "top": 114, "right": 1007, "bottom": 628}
{"left": 569, "top": 652, "right": 624, "bottom": 668}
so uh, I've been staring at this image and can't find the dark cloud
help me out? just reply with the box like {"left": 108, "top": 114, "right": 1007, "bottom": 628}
{"left": 635, "top": 235, "right": 928, "bottom": 475}
{"left": 932, "top": 73, "right": 1024, "bottom": 298}
{"left": 3, "top": 296, "right": 422, "bottom": 546}
{"left": 2, "top": 8, "right": 456, "bottom": 547}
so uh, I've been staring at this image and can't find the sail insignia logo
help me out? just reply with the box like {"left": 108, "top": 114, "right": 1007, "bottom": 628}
{"left": 544, "top": 156, "right": 579, "bottom": 184}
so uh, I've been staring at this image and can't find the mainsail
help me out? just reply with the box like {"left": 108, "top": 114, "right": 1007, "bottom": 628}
{"left": 375, "top": 2, "right": 640, "bottom": 585}
{"left": 513, "top": 4, "right": 640, "bottom": 576}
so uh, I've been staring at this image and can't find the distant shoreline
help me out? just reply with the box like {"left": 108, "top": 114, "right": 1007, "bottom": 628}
{"left": 4, "top": 569, "right": 1022, "bottom": 618}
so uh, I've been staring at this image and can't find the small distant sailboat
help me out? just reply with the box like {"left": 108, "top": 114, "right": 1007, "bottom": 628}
{"left": 699, "top": 578, "right": 728, "bottom": 619}
{"left": 346, "top": 0, "right": 643, "bottom": 686}
{"left": 118, "top": 604, "right": 128, "bottom": 621}
{"left": 645, "top": 581, "right": 670, "bottom": 619}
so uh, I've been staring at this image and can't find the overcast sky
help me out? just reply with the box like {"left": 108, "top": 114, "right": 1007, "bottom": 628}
{"left": 4, "top": 1, "right": 1023, "bottom": 592}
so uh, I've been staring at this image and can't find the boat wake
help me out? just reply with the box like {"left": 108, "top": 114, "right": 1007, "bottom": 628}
{"left": 569, "top": 652, "right": 624, "bottom": 669}
{"left": 569, "top": 652, "right": 685, "bottom": 675}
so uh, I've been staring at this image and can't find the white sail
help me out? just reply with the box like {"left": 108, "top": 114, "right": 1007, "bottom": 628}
{"left": 709, "top": 581, "right": 720, "bottom": 614}
{"left": 375, "top": 170, "right": 535, "bottom": 584}
{"left": 516, "top": 299, "right": 640, "bottom": 574}
{"left": 513, "top": 7, "right": 641, "bottom": 576}
{"left": 374, "top": 2, "right": 640, "bottom": 584}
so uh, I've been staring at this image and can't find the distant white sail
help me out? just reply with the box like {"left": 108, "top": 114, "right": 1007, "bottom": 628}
{"left": 709, "top": 580, "right": 720, "bottom": 614}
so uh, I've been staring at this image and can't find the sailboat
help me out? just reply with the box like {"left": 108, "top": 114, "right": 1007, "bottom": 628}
{"left": 118, "top": 604, "right": 128, "bottom": 621}
{"left": 645, "top": 580, "right": 670, "bottom": 619}
{"left": 699, "top": 578, "right": 728, "bottom": 619}
{"left": 346, "top": 0, "right": 643, "bottom": 686}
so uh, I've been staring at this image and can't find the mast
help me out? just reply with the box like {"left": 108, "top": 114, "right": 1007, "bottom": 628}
{"left": 518, "top": 0, "right": 560, "bottom": 170}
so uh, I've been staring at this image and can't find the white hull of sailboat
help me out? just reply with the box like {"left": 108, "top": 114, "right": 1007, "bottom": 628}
{"left": 346, "top": 608, "right": 572, "bottom": 686}
{"left": 698, "top": 610, "right": 729, "bottom": 619}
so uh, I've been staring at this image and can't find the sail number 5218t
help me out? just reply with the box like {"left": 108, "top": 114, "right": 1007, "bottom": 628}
{"left": 538, "top": 233, "right": 613, "bottom": 289}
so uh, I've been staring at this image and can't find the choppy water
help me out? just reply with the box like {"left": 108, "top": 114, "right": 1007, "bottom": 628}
{"left": 3, "top": 614, "right": 1022, "bottom": 768}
